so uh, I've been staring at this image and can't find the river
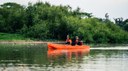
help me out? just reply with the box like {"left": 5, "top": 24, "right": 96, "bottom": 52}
{"left": 0, "top": 44, "right": 128, "bottom": 71}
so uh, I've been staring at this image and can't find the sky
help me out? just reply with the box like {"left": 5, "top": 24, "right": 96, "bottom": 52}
{"left": 0, "top": 0, "right": 128, "bottom": 21}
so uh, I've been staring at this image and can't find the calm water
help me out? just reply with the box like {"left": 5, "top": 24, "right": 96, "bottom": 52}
{"left": 0, "top": 44, "right": 128, "bottom": 71}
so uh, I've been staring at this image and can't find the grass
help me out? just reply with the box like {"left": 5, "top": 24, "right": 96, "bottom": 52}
{"left": 0, "top": 33, "right": 31, "bottom": 41}
{"left": 0, "top": 32, "right": 63, "bottom": 43}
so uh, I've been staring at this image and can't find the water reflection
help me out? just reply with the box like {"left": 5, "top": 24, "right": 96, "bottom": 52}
{"left": 0, "top": 44, "right": 48, "bottom": 71}
{"left": 85, "top": 50, "right": 128, "bottom": 71}
{"left": 47, "top": 49, "right": 90, "bottom": 63}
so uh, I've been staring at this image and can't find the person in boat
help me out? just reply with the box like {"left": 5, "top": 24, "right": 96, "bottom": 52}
{"left": 71, "top": 36, "right": 83, "bottom": 46}
{"left": 77, "top": 39, "right": 83, "bottom": 45}
{"left": 71, "top": 36, "right": 76, "bottom": 46}
{"left": 66, "top": 35, "right": 72, "bottom": 45}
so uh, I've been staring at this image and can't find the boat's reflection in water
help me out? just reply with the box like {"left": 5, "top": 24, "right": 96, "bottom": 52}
{"left": 47, "top": 49, "right": 90, "bottom": 62}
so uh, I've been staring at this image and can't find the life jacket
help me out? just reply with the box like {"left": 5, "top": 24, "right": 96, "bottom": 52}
{"left": 66, "top": 38, "right": 72, "bottom": 44}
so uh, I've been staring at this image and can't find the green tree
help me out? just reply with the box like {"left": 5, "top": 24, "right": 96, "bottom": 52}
{"left": 0, "top": 2, "right": 25, "bottom": 33}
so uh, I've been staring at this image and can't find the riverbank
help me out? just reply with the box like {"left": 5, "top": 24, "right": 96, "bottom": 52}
{"left": 0, "top": 33, "right": 128, "bottom": 47}
{"left": 0, "top": 40, "right": 65, "bottom": 44}
{"left": 0, "top": 33, "right": 65, "bottom": 44}
{"left": 1, "top": 40, "right": 128, "bottom": 47}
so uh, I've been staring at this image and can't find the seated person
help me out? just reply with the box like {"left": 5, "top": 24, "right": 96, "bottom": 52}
{"left": 66, "top": 35, "right": 72, "bottom": 45}
{"left": 72, "top": 36, "right": 83, "bottom": 46}
{"left": 77, "top": 40, "right": 83, "bottom": 45}
{"left": 71, "top": 37, "right": 76, "bottom": 46}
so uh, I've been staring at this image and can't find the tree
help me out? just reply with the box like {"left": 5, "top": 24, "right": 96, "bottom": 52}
{"left": 0, "top": 2, "right": 25, "bottom": 33}
{"left": 123, "top": 19, "right": 128, "bottom": 31}
{"left": 114, "top": 17, "right": 124, "bottom": 27}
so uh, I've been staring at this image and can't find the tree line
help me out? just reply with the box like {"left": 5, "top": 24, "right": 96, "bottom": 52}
{"left": 0, "top": 2, "right": 128, "bottom": 43}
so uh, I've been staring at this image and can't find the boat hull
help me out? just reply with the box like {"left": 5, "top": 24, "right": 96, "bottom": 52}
{"left": 48, "top": 43, "right": 90, "bottom": 51}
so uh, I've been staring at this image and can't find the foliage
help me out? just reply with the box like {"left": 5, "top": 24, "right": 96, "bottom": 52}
{"left": 0, "top": 2, "right": 26, "bottom": 33}
{"left": 114, "top": 18, "right": 128, "bottom": 31}
{"left": 0, "top": 2, "right": 128, "bottom": 43}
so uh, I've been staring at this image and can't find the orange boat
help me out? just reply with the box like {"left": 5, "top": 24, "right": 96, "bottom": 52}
{"left": 48, "top": 43, "right": 90, "bottom": 51}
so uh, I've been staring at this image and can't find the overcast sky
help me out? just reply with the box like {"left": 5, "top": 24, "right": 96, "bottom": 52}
{"left": 0, "top": 0, "right": 128, "bottom": 20}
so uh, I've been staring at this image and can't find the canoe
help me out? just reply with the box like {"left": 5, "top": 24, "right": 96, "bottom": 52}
{"left": 47, "top": 43, "right": 90, "bottom": 51}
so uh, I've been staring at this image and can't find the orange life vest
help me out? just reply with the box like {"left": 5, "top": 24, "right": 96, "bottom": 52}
{"left": 66, "top": 38, "right": 72, "bottom": 44}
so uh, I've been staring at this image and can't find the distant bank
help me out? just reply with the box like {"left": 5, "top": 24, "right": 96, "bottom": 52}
{"left": 0, "top": 33, "right": 64, "bottom": 44}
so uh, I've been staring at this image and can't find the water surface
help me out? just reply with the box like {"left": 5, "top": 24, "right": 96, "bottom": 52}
{"left": 0, "top": 44, "right": 128, "bottom": 71}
